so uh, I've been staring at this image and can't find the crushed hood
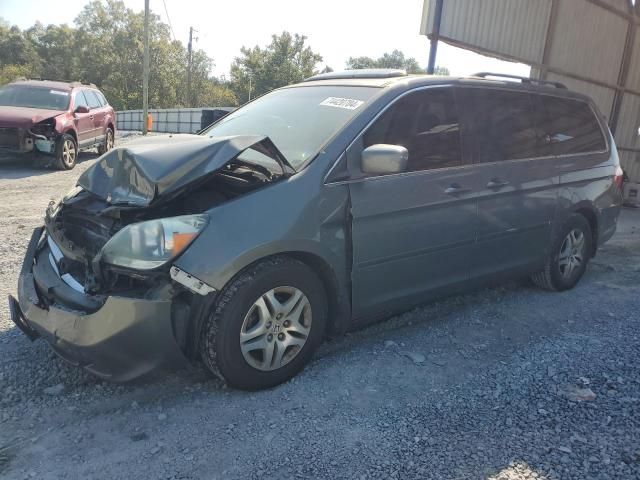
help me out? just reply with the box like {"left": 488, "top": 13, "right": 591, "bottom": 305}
{"left": 77, "top": 134, "right": 293, "bottom": 207}
{"left": 0, "top": 106, "right": 62, "bottom": 128}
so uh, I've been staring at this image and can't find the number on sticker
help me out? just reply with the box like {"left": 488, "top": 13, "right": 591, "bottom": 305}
{"left": 320, "top": 97, "right": 364, "bottom": 110}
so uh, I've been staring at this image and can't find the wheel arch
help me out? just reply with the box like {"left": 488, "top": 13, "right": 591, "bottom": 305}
{"left": 572, "top": 204, "right": 598, "bottom": 257}
{"left": 61, "top": 128, "right": 77, "bottom": 143}
{"left": 224, "top": 250, "right": 349, "bottom": 338}
{"left": 185, "top": 250, "right": 351, "bottom": 360}
{"left": 284, "top": 250, "right": 348, "bottom": 337}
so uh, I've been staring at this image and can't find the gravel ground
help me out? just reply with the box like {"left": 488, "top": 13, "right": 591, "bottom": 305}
{"left": 1, "top": 140, "right": 639, "bottom": 479}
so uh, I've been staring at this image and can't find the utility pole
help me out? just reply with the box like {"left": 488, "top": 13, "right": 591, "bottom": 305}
{"left": 142, "top": 0, "right": 150, "bottom": 134}
{"left": 248, "top": 75, "right": 252, "bottom": 102}
{"left": 187, "top": 26, "right": 193, "bottom": 108}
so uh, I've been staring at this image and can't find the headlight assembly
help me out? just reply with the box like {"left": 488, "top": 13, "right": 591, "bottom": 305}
{"left": 100, "top": 214, "right": 208, "bottom": 270}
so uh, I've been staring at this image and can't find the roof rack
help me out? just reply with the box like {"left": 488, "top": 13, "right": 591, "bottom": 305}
{"left": 472, "top": 72, "right": 567, "bottom": 89}
{"left": 304, "top": 68, "right": 408, "bottom": 82}
{"left": 10, "top": 78, "right": 97, "bottom": 88}
{"left": 70, "top": 81, "right": 98, "bottom": 88}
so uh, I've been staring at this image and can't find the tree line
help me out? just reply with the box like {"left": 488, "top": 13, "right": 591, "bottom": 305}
{"left": 0, "top": 0, "right": 448, "bottom": 111}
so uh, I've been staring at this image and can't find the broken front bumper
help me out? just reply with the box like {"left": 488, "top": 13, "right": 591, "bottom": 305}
{"left": 9, "top": 227, "right": 189, "bottom": 382}
{"left": 0, "top": 127, "right": 55, "bottom": 162}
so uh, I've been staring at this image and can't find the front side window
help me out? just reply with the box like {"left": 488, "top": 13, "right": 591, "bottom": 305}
{"left": 0, "top": 85, "right": 70, "bottom": 110}
{"left": 73, "top": 91, "right": 89, "bottom": 110}
{"left": 461, "top": 88, "right": 539, "bottom": 163}
{"left": 536, "top": 96, "right": 606, "bottom": 155}
{"left": 363, "top": 88, "right": 462, "bottom": 172}
{"left": 202, "top": 86, "right": 379, "bottom": 171}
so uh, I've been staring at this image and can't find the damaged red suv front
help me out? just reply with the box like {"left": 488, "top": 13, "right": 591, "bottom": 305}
{"left": 0, "top": 79, "right": 115, "bottom": 169}
{"left": 0, "top": 98, "right": 63, "bottom": 158}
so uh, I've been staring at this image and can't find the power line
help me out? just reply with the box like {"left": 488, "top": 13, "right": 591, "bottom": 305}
{"left": 161, "top": 0, "right": 176, "bottom": 41}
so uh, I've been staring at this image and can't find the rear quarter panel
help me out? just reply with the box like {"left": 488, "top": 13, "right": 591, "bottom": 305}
{"left": 555, "top": 133, "right": 622, "bottom": 247}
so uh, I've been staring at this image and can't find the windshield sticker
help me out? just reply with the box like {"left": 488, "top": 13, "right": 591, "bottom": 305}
{"left": 50, "top": 90, "right": 69, "bottom": 96}
{"left": 320, "top": 97, "right": 364, "bottom": 110}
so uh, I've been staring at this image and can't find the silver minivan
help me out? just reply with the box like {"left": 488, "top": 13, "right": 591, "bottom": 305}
{"left": 10, "top": 70, "right": 624, "bottom": 390}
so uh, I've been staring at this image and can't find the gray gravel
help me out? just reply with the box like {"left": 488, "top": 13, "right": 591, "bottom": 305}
{"left": 1, "top": 144, "right": 639, "bottom": 479}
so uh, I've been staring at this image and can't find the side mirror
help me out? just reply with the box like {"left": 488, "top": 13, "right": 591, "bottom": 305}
{"left": 75, "top": 105, "right": 90, "bottom": 114}
{"left": 361, "top": 144, "right": 408, "bottom": 175}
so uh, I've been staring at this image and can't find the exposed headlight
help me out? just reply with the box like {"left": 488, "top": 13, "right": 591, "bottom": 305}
{"left": 101, "top": 215, "right": 208, "bottom": 270}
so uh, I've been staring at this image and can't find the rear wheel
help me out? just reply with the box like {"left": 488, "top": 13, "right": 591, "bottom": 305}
{"left": 97, "top": 127, "right": 114, "bottom": 155}
{"left": 200, "top": 256, "right": 327, "bottom": 390}
{"left": 531, "top": 214, "right": 593, "bottom": 291}
{"left": 55, "top": 134, "right": 77, "bottom": 170}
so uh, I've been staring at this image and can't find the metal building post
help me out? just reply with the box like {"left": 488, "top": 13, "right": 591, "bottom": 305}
{"left": 539, "top": 0, "right": 559, "bottom": 80}
{"left": 427, "top": 0, "right": 444, "bottom": 74}
{"left": 610, "top": 17, "right": 635, "bottom": 133}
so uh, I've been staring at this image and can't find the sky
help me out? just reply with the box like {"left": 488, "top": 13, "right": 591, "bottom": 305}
{"left": 1, "top": 0, "right": 530, "bottom": 78}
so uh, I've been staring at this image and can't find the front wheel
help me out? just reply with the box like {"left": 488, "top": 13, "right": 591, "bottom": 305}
{"left": 200, "top": 257, "right": 327, "bottom": 390}
{"left": 55, "top": 134, "right": 78, "bottom": 170}
{"left": 531, "top": 214, "right": 593, "bottom": 291}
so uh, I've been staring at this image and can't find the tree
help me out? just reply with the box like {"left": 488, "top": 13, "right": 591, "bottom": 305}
{"left": 230, "top": 32, "right": 323, "bottom": 103}
{"left": 346, "top": 49, "right": 423, "bottom": 74}
{"left": 0, "top": 4, "right": 238, "bottom": 109}
{"left": 0, "top": 25, "right": 42, "bottom": 76}
{"left": 30, "top": 23, "right": 78, "bottom": 82}
{"left": 195, "top": 80, "right": 237, "bottom": 107}
{"left": 433, "top": 66, "right": 450, "bottom": 76}
{"left": 0, "top": 64, "right": 32, "bottom": 85}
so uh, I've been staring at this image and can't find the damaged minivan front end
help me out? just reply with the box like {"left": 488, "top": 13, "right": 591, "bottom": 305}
{"left": 9, "top": 134, "right": 292, "bottom": 381}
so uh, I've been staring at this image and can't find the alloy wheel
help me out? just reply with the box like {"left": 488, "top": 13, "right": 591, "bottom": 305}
{"left": 239, "top": 286, "right": 312, "bottom": 371}
{"left": 558, "top": 228, "right": 586, "bottom": 278}
{"left": 106, "top": 130, "right": 114, "bottom": 151}
{"left": 62, "top": 139, "right": 76, "bottom": 167}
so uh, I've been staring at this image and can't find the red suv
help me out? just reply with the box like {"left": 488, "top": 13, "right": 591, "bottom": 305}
{"left": 0, "top": 79, "right": 116, "bottom": 169}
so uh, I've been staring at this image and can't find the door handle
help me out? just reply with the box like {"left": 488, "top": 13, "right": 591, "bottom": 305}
{"left": 486, "top": 179, "right": 510, "bottom": 189}
{"left": 444, "top": 184, "right": 471, "bottom": 195}
{"left": 89, "top": 115, "right": 94, "bottom": 120}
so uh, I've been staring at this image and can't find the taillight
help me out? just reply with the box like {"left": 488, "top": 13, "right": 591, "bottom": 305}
{"left": 614, "top": 165, "right": 624, "bottom": 190}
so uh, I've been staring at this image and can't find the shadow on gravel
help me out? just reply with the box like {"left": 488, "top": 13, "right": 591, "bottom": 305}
{"left": 0, "top": 275, "right": 606, "bottom": 403}
{"left": 2, "top": 211, "right": 637, "bottom": 410}
{"left": 0, "top": 151, "right": 100, "bottom": 179}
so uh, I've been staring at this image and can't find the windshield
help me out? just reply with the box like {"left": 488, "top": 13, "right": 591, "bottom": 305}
{"left": 201, "top": 86, "right": 379, "bottom": 170}
{"left": 0, "top": 85, "right": 70, "bottom": 110}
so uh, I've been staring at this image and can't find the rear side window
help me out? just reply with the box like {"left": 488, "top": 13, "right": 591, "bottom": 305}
{"left": 96, "top": 91, "right": 108, "bottom": 106}
{"left": 536, "top": 96, "right": 606, "bottom": 155}
{"left": 363, "top": 88, "right": 462, "bottom": 172}
{"left": 460, "top": 88, "right": 538, "bottom": 163}
{"left": 84, "top": 90, "right": 102, "bottom": 109}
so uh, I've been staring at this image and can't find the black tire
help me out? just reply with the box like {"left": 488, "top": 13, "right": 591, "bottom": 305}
{"left": 97, "top": 127, "right": 114, "bottom": 155}
{"left": 531, "top": 214, "right": 593, "bottom": 291}
{"left": 200, "top": 256, "right": 327, "bottom": 390}
{"left": 55, "top": 133, "right": 78, "bottom": 170}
